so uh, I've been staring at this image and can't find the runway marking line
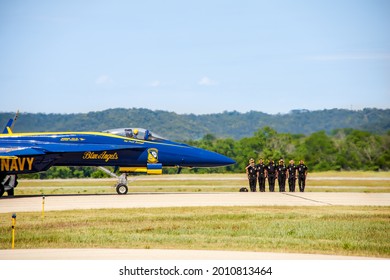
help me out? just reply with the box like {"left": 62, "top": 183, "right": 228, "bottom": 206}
{"left": 282, "top": 192, "right": 333, "bottom": 206}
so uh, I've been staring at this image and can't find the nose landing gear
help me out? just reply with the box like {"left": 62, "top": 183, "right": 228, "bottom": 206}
{"left": 116, "top": 173, "right": 129, "bottom": 195}
{"left": 97, "top": 166, "right": 130, "bottom": 195}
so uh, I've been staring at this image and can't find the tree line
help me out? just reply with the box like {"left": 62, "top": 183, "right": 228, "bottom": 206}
{"left": 185, "top": 127, "right": 390, "bottom": 173}
{"left": 20, "top": 127, "right": 389, "bottom": 179}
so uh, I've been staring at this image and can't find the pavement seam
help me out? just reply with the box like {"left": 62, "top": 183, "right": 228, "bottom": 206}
{"left": 281, "top": 192, "right": 333, "bottom": 206}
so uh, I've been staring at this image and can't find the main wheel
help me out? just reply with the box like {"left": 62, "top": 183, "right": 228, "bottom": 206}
{"left": 116, "top": 183, "right": 128, "bottom": 195}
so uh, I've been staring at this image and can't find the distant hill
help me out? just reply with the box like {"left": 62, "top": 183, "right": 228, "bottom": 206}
{"left": 0, "top": 108, "right": 389, "bottom": 140}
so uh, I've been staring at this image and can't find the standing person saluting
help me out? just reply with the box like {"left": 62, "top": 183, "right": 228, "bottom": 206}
{"left": 246, "top": 158, "right": 257, "bottom": 192}
{"left": 256, "top": 158, "right": 267, "bottom": 192}
{"left": 266, "top": 159, "right": 277, "bottom": 192}
{"left": 277, "top": 159, "right": 287, "bottom": 192}
{"left": 287, "top": 160, "right": 297, "bottom": 192}
{"left": 297, "top": 160, "right": 308, "bottom": 192}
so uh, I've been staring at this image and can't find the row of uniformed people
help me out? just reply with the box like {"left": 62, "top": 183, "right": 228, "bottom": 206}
{"left": 245, "top": 158, "right": 308, "bottom": 192}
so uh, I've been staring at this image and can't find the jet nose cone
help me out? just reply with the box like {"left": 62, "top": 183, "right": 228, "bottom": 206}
{"left": 212, "top": 153, "right": 236, "bottom": 166}
{"left": 184, "top": 148, "right": 236, "bottom": 167}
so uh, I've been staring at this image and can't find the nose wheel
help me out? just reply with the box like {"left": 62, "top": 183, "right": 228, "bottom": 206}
{"left": 116, "top": 183, "right": 128, "bottom": 195}
{"left": 115, "top": 173, "right": 129, "bottom": 195}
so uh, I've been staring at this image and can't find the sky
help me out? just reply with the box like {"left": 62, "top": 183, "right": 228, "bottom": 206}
{"left": 0, "top": 0, "right": 389, "bottom": 115}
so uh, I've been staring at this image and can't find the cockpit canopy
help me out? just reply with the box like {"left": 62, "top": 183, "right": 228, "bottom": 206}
{"left": 102, "top": 128, "right": 166, "bottom": 141}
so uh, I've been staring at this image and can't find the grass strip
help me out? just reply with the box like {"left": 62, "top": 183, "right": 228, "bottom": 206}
{"left": 1, "top": 206, "right": 389, "bottom": 258}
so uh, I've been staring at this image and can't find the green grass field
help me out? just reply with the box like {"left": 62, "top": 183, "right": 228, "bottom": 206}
{"left": 1, "top": 206, "right": 389, "bottom": 257}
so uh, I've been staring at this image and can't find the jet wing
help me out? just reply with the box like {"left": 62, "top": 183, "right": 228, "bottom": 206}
{"left": 0, "top": 147, "right": 46, "bottom": 158}
{"left": 0, "top": 144, "right": 145, "bottom": 158}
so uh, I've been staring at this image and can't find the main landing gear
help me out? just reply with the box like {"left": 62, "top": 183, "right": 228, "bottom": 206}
{"left": 0, "top": 174, "right": 18, "bottom": 198}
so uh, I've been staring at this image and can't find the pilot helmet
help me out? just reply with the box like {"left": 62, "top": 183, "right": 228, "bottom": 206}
{"left": 133, "top": 129, "right": 139, "bottom": 135}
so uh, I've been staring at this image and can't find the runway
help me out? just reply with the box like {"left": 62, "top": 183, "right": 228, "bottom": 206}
{"left": 1, "top": 248, "right": 380, "bottom": 260}
{"left": 1, "top": 192, "right": 390, "bottom": 213}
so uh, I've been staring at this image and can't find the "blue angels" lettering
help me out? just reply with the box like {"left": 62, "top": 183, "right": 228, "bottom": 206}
{"left": 82, "top": 151, "right": 119, "bottom": 162}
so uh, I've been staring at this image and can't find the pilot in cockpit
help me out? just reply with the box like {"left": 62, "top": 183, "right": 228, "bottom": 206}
{"left": 133, "top": 129, "right": 139, "bottom": 139}
{"left": 125, "top": 129, "right": 133, "bottom": 138}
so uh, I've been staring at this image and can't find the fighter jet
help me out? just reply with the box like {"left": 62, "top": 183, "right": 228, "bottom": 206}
{"left": 0, "top": 113, "right": 235, "bottom": 197}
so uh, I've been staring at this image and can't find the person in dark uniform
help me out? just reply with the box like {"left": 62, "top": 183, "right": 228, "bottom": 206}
{"left": 276, "top": 159, "right": 287, "bottom": 192}
{"left": 266, "top": 159, "right": 276, "bottom": 192}
{"left": 297, "top": 160, "right": 308, "bottom": 192}
{"left": 287, "top": 160, "right": 297, "bottom": 192}
{"left": 245, "top": 158, "right": 257, "bottom": 192}
{"left": 256, "top": 158, "right": 267, "bottom": 192}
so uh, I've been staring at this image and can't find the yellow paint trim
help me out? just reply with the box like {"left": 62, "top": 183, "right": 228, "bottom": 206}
{"left": 147, "top": 169, "right": 162, "bottom": 175}
{"left": 119, "top": 166, "right": 162, "bottom": 174}
{"left": 119, "top": 167, "right": 147, "bottom": 173}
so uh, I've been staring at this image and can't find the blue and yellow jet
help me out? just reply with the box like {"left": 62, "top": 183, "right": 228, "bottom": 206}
{"left": 0, "top": 113, "right": 235, "bottom": 197}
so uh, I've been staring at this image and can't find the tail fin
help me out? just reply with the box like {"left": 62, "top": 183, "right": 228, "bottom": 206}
{"left": 2, "top": 110, "right": 19, "bottom": 134}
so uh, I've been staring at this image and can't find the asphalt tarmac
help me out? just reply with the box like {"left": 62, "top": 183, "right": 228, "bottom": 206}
{"left": 1, "top": 248, "right": 380, "bottom": 260}
{"left": 1, "top": 192, "right": 390, "bottom": 213}
{"left": 1, "top": 192, "right": 389, "bottom": 260}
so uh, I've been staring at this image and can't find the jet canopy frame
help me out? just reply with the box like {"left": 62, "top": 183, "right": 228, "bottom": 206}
{"left": 102, "top": 128, "right": 166, "bottom": 141}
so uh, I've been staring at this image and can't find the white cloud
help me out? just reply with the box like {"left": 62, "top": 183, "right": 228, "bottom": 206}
{"left": 198, "top": 76, "right": 218, "bottom": 86}
{"left": 95, "top": 75, "right": 113, "bottom": 85}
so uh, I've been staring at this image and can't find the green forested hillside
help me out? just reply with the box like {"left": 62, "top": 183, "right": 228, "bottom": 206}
{"left": 0, "top": 108, "right": 389, "bottom": 140}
